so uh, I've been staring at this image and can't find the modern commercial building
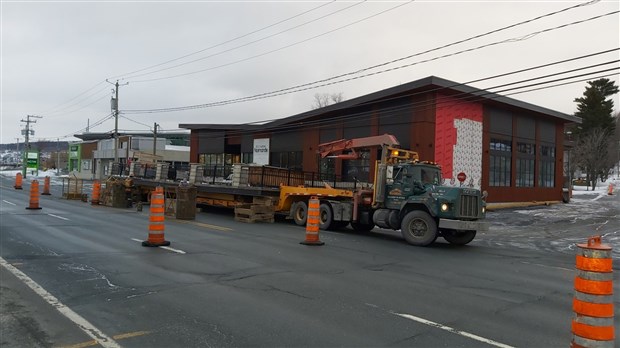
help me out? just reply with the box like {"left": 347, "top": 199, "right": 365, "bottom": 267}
{"left": 180, "top": 76, "right": 579, "bottom": 203}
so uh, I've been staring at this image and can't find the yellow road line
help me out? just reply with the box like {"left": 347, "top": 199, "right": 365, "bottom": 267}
{"left": 174, "top": 219, "right": 233, "bottom": 231}
{"left": 57, "top": 331, "right": 151, "bottom": 348}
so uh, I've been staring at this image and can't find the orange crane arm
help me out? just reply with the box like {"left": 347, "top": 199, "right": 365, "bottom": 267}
{"left": 317, "top": 134, "right": 401, "bottom": 159}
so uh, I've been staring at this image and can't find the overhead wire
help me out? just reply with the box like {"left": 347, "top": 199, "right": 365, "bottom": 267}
{"left": 188, "top": 60, "right": 619, "bottom": 141}
{"left": 30, "top": 2, "right": 341, "bottom": 123}
{"left": 121, "top": 0, "right": 370, "bottom": 81}
{"left": 109, "top": 1, "right": 338, "bottom": 80}
{"left": 127, "top": 0, "right": 597, "bottom": 85}
{"left": 122, "top": 8, "right": 619, "bottom": 114}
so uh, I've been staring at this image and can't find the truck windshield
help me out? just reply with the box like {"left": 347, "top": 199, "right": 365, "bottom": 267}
{"left": 420, "top": 167, "right": 441, "bottom": 185}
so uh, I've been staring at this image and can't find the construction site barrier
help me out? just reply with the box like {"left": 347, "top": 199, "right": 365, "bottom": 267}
{"left": 142, "top": 186, "right": 170, "bottom": 247}
{"left": 14, "top": 173, "right": 23, "bottom": 190}
{"left": 571, "top": 236, "right": 614, "bottom": 348}
{"left": 91, "top": 180, "right": 101, "bottom": 205}
{"left": 41, "top": 176, "right": 51, "bottom": 195}
{"left": 26, "top": 180, "right": 42, "bottom": 210}
{"left": 300, "top": 196, "right": 324, "bottom": 246}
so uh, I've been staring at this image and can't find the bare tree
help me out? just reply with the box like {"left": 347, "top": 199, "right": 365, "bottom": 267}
{"left": 572, "top": 128, "right": 615, "bottom": 190}
{"left": 311, "top": 92, "right": 344, "bottom": 109}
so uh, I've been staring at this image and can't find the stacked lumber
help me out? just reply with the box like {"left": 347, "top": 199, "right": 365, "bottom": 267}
{"left": 234, "top": 203, "right": 275, "bottom": 223}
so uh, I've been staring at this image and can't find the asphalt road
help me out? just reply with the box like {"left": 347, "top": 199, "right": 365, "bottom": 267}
{"left": 1, "top": 175, "right": 619, "bottom": 347}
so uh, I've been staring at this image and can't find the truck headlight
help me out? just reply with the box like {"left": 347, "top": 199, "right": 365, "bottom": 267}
{"left": 482, "top": 206, "right": 486, "bottom": 214}
{"left": 441, "top": 203, "right": 449, "bottom": 212}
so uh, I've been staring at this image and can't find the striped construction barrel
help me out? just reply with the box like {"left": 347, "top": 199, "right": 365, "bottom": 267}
{"left": 26, "top": 180, "right": 42, "bottom": 210}
{"left": 571, "top": 236, "right": 614, "bottom": 348}
{"left": 300, "top": 196, "right": 324, "bottom": 246}
{"left": 142, "top": 186, "right": 170, "bottom": 247}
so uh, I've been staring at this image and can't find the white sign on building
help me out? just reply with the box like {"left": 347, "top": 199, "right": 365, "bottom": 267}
{"left": 253, "top": 138, "right": 270, "bottom": 165}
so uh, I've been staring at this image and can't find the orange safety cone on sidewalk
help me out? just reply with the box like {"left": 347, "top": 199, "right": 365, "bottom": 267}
{"left": 142, "top": 186, "right": 170, "bottom": 247}
{"left": 571, "top": 236, "right": 614, "bottom": 348}
{"left": 300, "top": 197, "right": 324, "bottom": 246}
{"left": 607, "top": 183, "right": 613, "bottom": 195}
{"left": 14, "top": 173, "right": 23, "bottom": 190}
{"left": 91, "top": 180, "right": 101, "bottom": 205}
{"left": 41, "top": 176, "right": 51, "bottom": 195}
{"left": 25, "top": 180, "right": 42, "bottom": 210}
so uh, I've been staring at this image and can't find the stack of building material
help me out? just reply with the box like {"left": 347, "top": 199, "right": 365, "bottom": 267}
{"left": 234, "top": 197, "right": 276, "bottom": 223}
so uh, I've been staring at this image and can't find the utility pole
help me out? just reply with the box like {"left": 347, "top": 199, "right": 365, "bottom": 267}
{"left": 106, "top": 80, "right": 128, "bottom": 175}
{"left": 56, "top": 138, "right": 60, "bottom": 175}
{"left": 153, "top": 122, "right": 158, "bottom": 162}
{"left": 15, "top": 138, "right": 19, "bottom": 153}
{"left": 20, "top": 115, "right": 42, "bottom": 178}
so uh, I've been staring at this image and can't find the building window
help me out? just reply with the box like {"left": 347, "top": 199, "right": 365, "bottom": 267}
{"left": 199, "top": 153, "right": 235, "bottom": 178}
{"left": 242, "top": 152, "right": 253, "bottom": 164}
{"left": 270, "top": 151, "right": 303, "bottom": 171}
{"left": 516, "top": 141, "right": 535, "bottom": 187}
{"left": 489, "top": 138, "right": 511, "bottom": 187}
{"left": 318, "top": 157, "right": 335, "bottom": 180}
{"left": 539, "top": 144, "right": 555, "bottom": 187}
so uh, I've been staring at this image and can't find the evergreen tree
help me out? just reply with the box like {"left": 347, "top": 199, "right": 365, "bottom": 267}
{"left": 573, "top": 78, "right": 618, "bottom": 137}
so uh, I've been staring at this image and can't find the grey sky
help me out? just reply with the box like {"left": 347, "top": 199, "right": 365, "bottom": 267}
{"left": 1, "top": 0, "right": 619, "bottom": 144}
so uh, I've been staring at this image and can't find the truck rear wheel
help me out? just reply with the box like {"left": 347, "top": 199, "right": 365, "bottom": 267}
{"left": 292, "top": 201, "right": 308, "bottom": 226}
{"left": 319, "top": 203, "right": 333, "bottom": 230}
{"left": 401, "top": 211, "right": 437, "bottom": 246}
{"left": 442, "top": 230, "right": 476, "bottom": 245}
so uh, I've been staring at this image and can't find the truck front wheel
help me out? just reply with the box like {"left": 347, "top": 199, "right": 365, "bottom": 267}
{"left": 292, "top": 201, "right": 308, "bottom": 226}
{"left": 442, "top": 230, "right": 476, "bottom": 245}
{"left": 401, "top": 211, "right": 438, "bottom": 246}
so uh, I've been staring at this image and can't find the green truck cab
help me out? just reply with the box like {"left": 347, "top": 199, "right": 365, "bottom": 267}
{"left": 373, "top": 161, "right": 488, "bottom": 246}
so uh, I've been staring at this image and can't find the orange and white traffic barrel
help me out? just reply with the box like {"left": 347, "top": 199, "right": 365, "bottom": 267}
{"left": 142, "top": 186, "right": 170, "bottom": 247}
{"left": 571, "top": 236, "right": 614, "bottom": 348}
{"left": 14, "top": 172, "right": 23, "bottom": 190}
{"left": 300, "top": 197, "right": 324, "bottom": 246}
{"left": 26, "top": 180, "right": 42, "bottom": 210}
{"left": 41, "top": 176, "right": 51, "bottom": 195}
{"left": 91, "top": 180, "right": 101, "bottom": 205}
{"left": 608, "top": 184, "right": 613, "bottom": 195}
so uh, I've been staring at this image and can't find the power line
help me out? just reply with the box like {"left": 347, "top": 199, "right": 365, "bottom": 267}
{"left": 123, "top": 7, "right": 619, "bottom": 114}
{"left": 39, "top": 80, "right": 107, "bottom": 116}
{"left": 29, "top": 3, "right": 339, "bottom": 121}
{"left": 191, "top": 69, "right": 619, "bottom": 143}
{"left": 109, "top": 1, "right": 338, "bottom": 80}
{"left": 127, "top": 0, "right": 597, "bottom": 84}
{"left": 121, "top": 0, "right": 370, "bottom": 81}
{"left": 128, "top": 0, "right": 414, "bottom": 83}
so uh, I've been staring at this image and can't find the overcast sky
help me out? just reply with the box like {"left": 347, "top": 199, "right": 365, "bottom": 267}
{"left": 1, "top": 0, "right": 619, "bottom": 144}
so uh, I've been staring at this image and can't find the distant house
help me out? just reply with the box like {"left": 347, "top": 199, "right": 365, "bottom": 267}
{"left": 71, "top": 132, "right": 190, "bottom": 180}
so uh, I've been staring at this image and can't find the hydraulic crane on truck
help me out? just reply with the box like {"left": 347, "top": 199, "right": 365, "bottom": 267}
{"left": 307, "top": 133, "right": 488, "bottom": 246}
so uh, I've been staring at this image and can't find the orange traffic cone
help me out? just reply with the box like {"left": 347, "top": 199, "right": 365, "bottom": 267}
{"left": 142, "top": 186, "right": 170, "bottom": 247}
{"left": 26, "top": 180, "right": 42, "bottom": 210}
{"left": 14, "top": 173, "right": 23, "bottom": 190}
{"left": 607, "top": 184, "right": 613, "bottom": 195}
{"left": 41, "top": 176, "right": 51, "bottom": 195}
{"left": 300, "top": 197, "right": 324, "bottom": 246}
{"left": 91, "top": 180, "right": 101, "bottom": 205}
{"left": 571, "top": 236, "right": 614, "bottom": 348}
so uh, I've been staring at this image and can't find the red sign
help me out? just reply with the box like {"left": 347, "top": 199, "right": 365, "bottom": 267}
{"left": 457, "top": 172, "right": 467, "bottom": 182}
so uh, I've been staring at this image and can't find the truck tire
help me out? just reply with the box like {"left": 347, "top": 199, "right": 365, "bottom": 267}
{"left": 401, "top": 211, "right": 438, "bottom": 246}
{"left": 442, "top": 230, "right": 476, "bottom": 245}
{"left": 319, "top": 203, "right": 333, "bottom": 230}
{"left": 292, "top": 201, "right": 308, "bottom": 226}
